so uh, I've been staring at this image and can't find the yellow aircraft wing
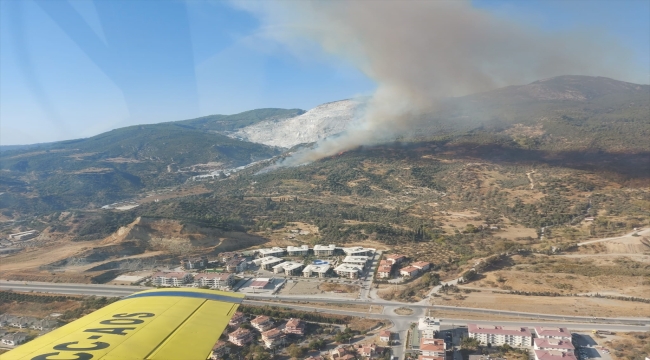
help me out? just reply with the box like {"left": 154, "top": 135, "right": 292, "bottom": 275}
{"left": 1, "top": 288, "right": 244, "bottom": 360}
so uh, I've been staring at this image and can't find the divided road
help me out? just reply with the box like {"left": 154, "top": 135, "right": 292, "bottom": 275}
{"left": 2, "top": 280, "right": 648, "bottom": 327}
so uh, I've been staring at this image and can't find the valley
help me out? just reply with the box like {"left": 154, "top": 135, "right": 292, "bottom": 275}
{"left": 1, "top": 76, "right": 649, "bottom": 339}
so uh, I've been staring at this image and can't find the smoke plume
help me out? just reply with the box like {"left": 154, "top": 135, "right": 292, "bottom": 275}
{"left": 238, "top": 1, "right": 640, "bottom": 165}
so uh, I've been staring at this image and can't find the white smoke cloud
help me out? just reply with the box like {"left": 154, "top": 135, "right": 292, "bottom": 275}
{"left": 235, "top": 0, "right": 642, "bottom": 165}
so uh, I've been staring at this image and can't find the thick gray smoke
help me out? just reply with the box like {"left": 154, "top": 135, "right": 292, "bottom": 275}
{"left": 237, "top": 0, "right": 640, "bottom": 165}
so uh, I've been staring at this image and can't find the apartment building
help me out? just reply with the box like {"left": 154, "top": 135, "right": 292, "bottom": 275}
{"left": 343, "top": 256, "right": 370, "bottom": 267}
{"left": 209, "top": 341, "right": 230, "bottom": 359}
{"left": 283, "top": 318, "right": 305, "bottom": 335}
{"left": 253, "top": 256, "right": 285, "bottom": 270}
{"left": 251, "top": 315, "right": 274, "bottom": 332}
{"left": 228, "top": 312, "right": 245, "bottom": 328}
{"left": 534, "top": 338, "right": 575, "bottom": 353}
{"left": 420, "top": 338, "right": 446, "bottom": 357}
{"left": 181, "top": 257, "right": 207, "bottom": 270}
{"left": 468, "top": 324, "right": 533, "bottom": 347}
{"left": 534, "top": 351, "right": 578, "bottom": 360}
{"left": 194, "top": 273, "right": 234, "bottom": 289}
{"left": 225, "top": 258, "right": 247, "bottom": 273}
{"left": 287, "top": 245, "right": 310, "bottom": 256}
{"left": 342, "top": 246, "right": 375, "bottom": 256}
{"left": 534, "top": 327, "right": 572, "bottom": 341}
{"left": 228, "top": 328, "right": 253, "bottom": 346}
{"left": 400, "top": 266, "right": 420, "bottom": 277}
{"left": 258, "top": 247, "right": 286, "bottom": 257}
{"left": 418, "top": 317, "right": 441, "bottom": 339}
{"left": 272, "top": 261, "right": 304, "bottom": 276}
{"left": 385, "top": 254, "right": 406, "bottom": 265}
{"left": 151, "top": 272, "right": 193, "bottom": 287}
{"left": 377, "top": 264, "right": 393, "bottom": 278}
{"left": 302, "top": 264, "right": 331, "bottom": 278}
{"left": 313, "top": 244, "right": 337, "bottom": 256}
{"left": 219, "top": 251, "right": 242, "bottom": 263}
{"left": 262, "top": 328, "right": 285, "bottom": 348}
{"left": 334, "top": 264, "right": 364, "bottom": 279}
{"left": 412, "top": 261, "right": 431, "bottom": 271}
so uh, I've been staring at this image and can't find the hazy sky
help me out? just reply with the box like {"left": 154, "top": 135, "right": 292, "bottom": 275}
{"left": 1, "top": 0, "right": 648, "bottom": 146}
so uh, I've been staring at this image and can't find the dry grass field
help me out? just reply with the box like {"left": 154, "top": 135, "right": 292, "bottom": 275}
{"left": 603, "top": 332, "right": 650, "bottom": 360}
{"left": 431, "top": 291, "right": 650, "bottom": 317}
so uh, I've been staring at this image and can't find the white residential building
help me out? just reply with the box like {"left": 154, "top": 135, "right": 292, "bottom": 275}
{"left": 253, "top": 256, "right": 285, "bottom": 270}
{"left": 534, "top": 327, "right": 572, "bottom": 341}
{"left": 151, "top": 272, "right": 193, "bottom": 287}
{"left": 271, "top": 261, "right": 304, "bottom": 276}
{"left": 287, "top": 245, "right": 310, "bottom": 256}
{"left": 534, "top": 338, "right": 575, "bottom": 353}
{"left": 302, "top": 264, "right": 330, "bottom": 278}
{"left": 342, "top": 246, "right": 375, "bottom": 256}
{"left": 343, "top": 256, "right": 370, "bottom": 267}
{"left": 313, "top": 244, "right": 337, "bottom": 256}
{"left": 418, "top": 317, "right": 441, "bottom": 339}
{"left": 194, "top": 273, "right": 234, "bottom": 289}
{"left": 334, "top": 264, "right": 364, "bottom": 279}
{"left": 468, "top": 324, "right": 533, "bottom": 347}
{"left": 258, "top": 247, "right": 286, "bottom": 257}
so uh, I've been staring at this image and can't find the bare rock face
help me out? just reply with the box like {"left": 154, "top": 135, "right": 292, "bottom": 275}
{"left": 230, "top": 99, "right": 362, "bottom": 148}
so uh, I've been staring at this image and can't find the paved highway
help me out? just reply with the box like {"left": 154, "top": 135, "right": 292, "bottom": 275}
{"left": 2, "top": 280, "right": 648, "bottom": 327}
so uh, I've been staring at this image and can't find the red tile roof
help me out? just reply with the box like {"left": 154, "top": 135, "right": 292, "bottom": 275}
{"left": 534, "top": 350, "right": 578, "bottom": 360}
{"left": 469, "top": 324, "right": 532, "bottom": 337}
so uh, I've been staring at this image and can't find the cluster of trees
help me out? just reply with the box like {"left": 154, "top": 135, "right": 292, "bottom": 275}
{"left": 0, "top": 291, "right": 77, "bottom": 303}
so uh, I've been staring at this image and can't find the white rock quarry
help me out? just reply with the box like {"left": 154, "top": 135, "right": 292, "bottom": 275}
{"left": 230, "top": 99, "right": 361, "bottom": 148}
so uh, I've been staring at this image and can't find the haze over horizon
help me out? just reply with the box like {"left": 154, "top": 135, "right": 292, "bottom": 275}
{"left": 1, "top": 0, "right": 649, "bottom": 146}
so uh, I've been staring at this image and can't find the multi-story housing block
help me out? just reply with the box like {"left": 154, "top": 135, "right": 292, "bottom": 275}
{"left": 302, "top": 264, "right": 331, "bottom": 278}
{"left": 228, "top": 312, "right": 245, "bottom": 328}
{"left": 151, "top": 272, "right": 193, "bottom": 287}
{"left": 251, "top": 315, "right": 274, "bottom": 332}
{"left": 418, "top": 317, "right": 441, "bottom": 339}
{"left": 194, "top": 273, "right": 234, "bottom": 289}
{"left": 313, "top": 244, "right": 337, "bottom": 257}
{"left": 283, "top": 318, "right": 305, "bottom": 335}
{"left": 287, "top": 245, "right": 310, "bottom": 256}
{"left": 385, "top": 254, "right": 406, "bottom": 265}
{"left": 420, "top": 338, "right": 446, "bottom": 358}
{"left": 534, "top": 327, "right": 572, "bottom": 341}
{"left": 468, "top": 324, "right": 532, "bottom": 347}
{"left": 228, "top": 328, "right": 253, "bottom": 346}
{"left": 261, "top": 328, "right": 284, "bottom": 348}
{"left": 534, "top": 338, "right": 575, "bottom": 353}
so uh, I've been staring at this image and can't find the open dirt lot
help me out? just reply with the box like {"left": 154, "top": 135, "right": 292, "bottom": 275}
{"left": 431, "top": 291, "right": 650, "bottom": 317}
{"left": 279, "top": 280, "right": 360, "bottom": 298}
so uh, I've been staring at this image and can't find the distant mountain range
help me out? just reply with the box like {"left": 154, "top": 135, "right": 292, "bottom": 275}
{"left": 1, "top": 75, "right": 648, "bottom": 214}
